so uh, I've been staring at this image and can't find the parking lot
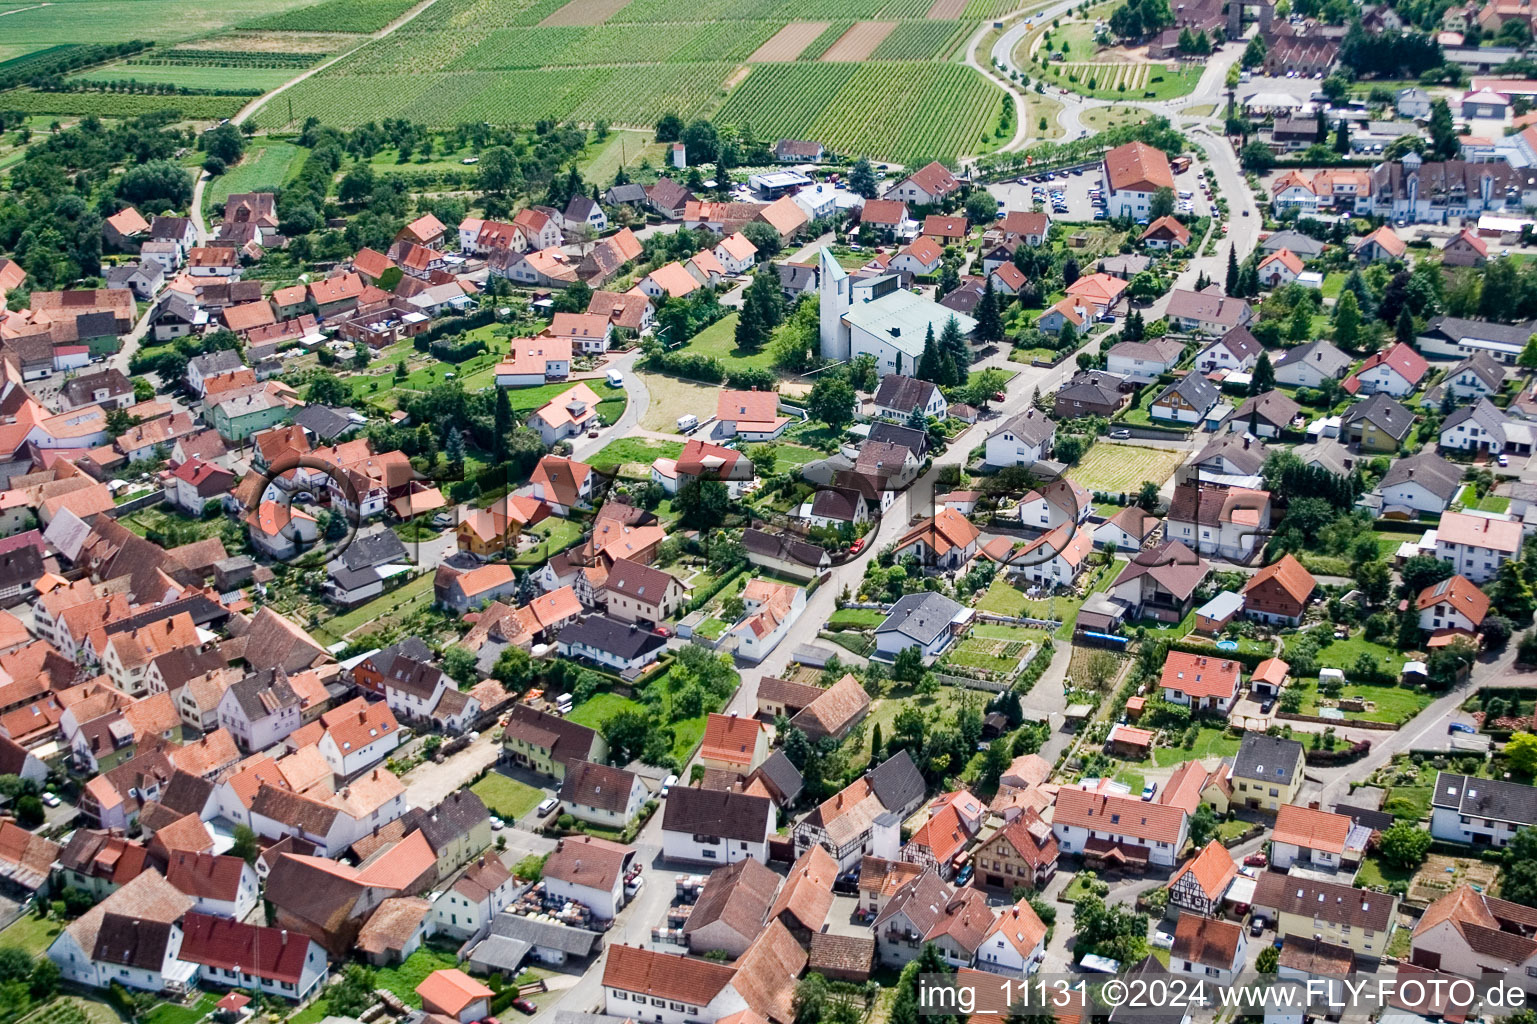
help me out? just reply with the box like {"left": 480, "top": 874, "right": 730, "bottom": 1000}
{"left": 987, "top": 160, "right": 1214, "bottom": 224}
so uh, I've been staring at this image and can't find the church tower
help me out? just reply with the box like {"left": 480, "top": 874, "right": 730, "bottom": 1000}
{"left": 818, "top": 247, "right": 852, "bottom": 361}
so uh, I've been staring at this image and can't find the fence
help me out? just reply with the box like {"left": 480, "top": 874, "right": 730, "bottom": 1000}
{"left": 1276, "top": 711, "right": 1399, "bottom": 731}
{"left": 934, "top": 671, "right": 1012, "bottom": 692}
{"left": 977, "top": 611, "right": 1062, "bottom": 630}
{"left": 108, "top": 490, "right": 166, "bottom": 517}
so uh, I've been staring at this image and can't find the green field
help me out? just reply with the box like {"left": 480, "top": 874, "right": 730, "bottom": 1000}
{"left": 0, "top": 0, "right": 322, "bottom": 46}
{"left": 0, "top": 89, "right": 245, "bottom": 119}
{"left": 470, "top": 771, "right": 545, "bottom": 822}
{"left": 680, "top": 313, "right": 777, "bottom": 372}
{"left": 72, "top": 61, "right": 298, "bottom": 92}
{"left": 1151, "top": 725, "right": 1241, "bottom": 767}
{"left": 0, "top": 911, "right": 62, "bottom": 955}
{"left": 565, "top": 691, "right": 644, "bottom": 730}
{"left": 246, "top": 0, "right": 1008, "bottom": 162}
{"left": 206, "top": 140, "right": 309, "bottom": 213}
{"left": 244, "top": 0, "right": 420, "bottom": 32}
{"left": 588, "top": 437, "right": 684, "bottom": 473}
{"left": 1070, "top": 443, "right": 1187, "bottom": 493}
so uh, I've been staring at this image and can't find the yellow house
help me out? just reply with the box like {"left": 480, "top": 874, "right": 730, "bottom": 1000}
{"left": 1228, "top": 733, "right": 1305, "bottom": 812}
{"left": 456, "top": 495, "right": 549, "bottom": 557}
{"left": 502, "top": 705, "right": 607, "bottom": 782}
{"left": 420, "top": 790, "right": 494, "bottom": 877}
{"left": 1341, "top": 394, "right": 1413, "bottom": 454}
{"left": 1255, "top": 873, "right": 1398, "bottom": 958}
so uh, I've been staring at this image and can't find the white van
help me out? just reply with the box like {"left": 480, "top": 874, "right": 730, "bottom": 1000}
{"left": 607, "top": 369, "right": 624, "bottom": 388}
{"left": 677, "top": 413, "right": 699, "bottom": 433}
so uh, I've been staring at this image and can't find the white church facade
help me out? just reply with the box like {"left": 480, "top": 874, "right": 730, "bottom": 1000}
{"left": 818, "top": 249, "right": 977, "bottom": 376}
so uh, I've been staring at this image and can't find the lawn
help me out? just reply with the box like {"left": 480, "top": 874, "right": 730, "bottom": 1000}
{"left": 758, "top": 442, "right": 822, "bottom": 474}
{"left": 694, "top": 616, "right": 730, "bottom": 640}
{"left": 1355, "top": 852, "right": 1416, "bottom": 890}
{"left": 588, "top": 437, "right": 683, "bottom": 474}
{"left": 205, "top": 139, "right": 308, "bottom": 213}
{"left": 510, "top": 517, "right": 585, "bottom": 567}
{"left": 1113, "top": 767, "right": 1145, "bottom": 793}
{"left": 1080, "top": 105, "right": 1150, "bottom": 132}
{"left": 842, "top": 690, "right": 959, "bottom": 774}
{"left": 1152, "top": 725, "right": 1242, "bottom": 767}
{"left": 975, "top": 561, "right": 1119, "bottom": 637}
{"left": 377, "top": 948, "right": 462, "bottom": 1006}
{"left": 316, "top": 571, "right": 436, "bottom": 641}
{"left": 1286, "top": 678, "right": 1430, "bottom": 724}
{"left": 1283, "top": 630, "right": 1402, "bottom": 676}
{"left": 0, "top": 911, "right": 61, "bottom": 955}
{"left": 1071, "top": 443, "right": 1186, "bottom": 493}
{"left": 1456, "top": 485, "right": 1508, "bottom": 513}
{"left": 143, "top": 992, "right": 218, "bottom": 1024}
{"left": 1216, "top": 818, "right": 1249, "bottom": 842}
{"left": 565, "top": 692, "right": 644, "bottom": 730}
{"left": 120, "top": 506, "right": 226, "bottom": 542}
{"left": 678, "top": 313, "right": 776, "bottom": 372}
{"left": 469, "top": 772, "right": 545, "bottom": 823}
{"left": 828, "top": 607, "right": 887, "bottom": 629}
{"left": 579, "top": 128, "right": 667, "bottom": 184}
{"left": 1383, "top": 785, "right": 1433, "bottom": 820}
{"left": 638, "top": 372, "right": 729, "bottom": 433}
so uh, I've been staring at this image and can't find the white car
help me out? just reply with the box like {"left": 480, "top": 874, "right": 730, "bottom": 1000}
{"left": 41, "top": 793, "right": 60, "bottom": 808}
{"left": 536, "top": 796, "right": 559, "bottom": 817}
{"left": 661, "top": 774, "right": 679, "bottom": 797}
{"left": 489, "top": 816, "right": 504, "bottom": 830}
{"left": 1153, "top": 928, "right": 1175, "bottom": 949}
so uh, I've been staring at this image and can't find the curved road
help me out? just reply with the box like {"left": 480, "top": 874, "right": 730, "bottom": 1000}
{"left": 188, "top": 0, "right": 449, "bottom": 242}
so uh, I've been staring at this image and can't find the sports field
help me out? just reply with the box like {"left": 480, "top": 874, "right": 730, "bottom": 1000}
{"left": 243, "top": 0, "right": 1010, "bottom": 162}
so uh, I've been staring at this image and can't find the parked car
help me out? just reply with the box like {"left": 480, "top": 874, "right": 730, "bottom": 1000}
{"left": 1250, "top": 917, "right": 1265, "bottom": 936}
{"left": 1244, "top": 853, "right": 1267, "bottom": 867}
{"left": 489, "top": 816, "right": 504, "bottom": 830}
{"left": 1449, "top": 722, "right": 1477, "bottom": 735}
{"left": 661, "top": 774, "right": 679, "bottom": 797}
{"left": 1140, "top": 782, "right": 1157, "bottom": 801}
{"left": 512, "top": 1000, "right": 538, "bottom": 1015}
{"left": 654, "top": 625, "right": 672, "bottom": 638}
{"left": 535, "top": 796, "right": 559, "bottom": 817}
{"left": 41, "top": 792, "right": 60, "bottom": 808}
{"left": 1153, "top": 928, "right": 1175, "bottom": 949}
{"left": 1109, "top": 429, "right": 1131, "bottom": 440}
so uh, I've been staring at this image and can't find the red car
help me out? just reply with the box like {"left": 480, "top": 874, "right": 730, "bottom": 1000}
{"left": 512, "top": 1000, "right": 538, "bottom": 1015}
{"left": 1244, "top": 853, "right": 1267, "bottom": 867}
{"left": 992, "top": 391, "right": 1006, "bottom": 402}
{"left": 654, "top": 625, "right": 672, "bottom": 638}
{"left": 849, "top": 538, "right": 865, "bottom": 554}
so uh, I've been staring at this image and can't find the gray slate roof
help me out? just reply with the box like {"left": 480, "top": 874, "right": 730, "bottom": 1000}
{"left": 866, "top": 749, "right": 925, "bottom": 817}
{"left": 1431, "top": 771, "right": 1537, "bottom": 825}
{"left": 876, "top": 591, "right": 963, "bottom": 646}
{"left": 1341, "top": 393, "right": 1414, "bottom": 442}
{"left": 341, "top": 530, "right": 411, "bottom": 572}
{"left": 1378, "top": 450, "right": 1462, "bottom": 502}
{"left": 1232, "top": 732, "right": 1304, "bottom": 787}
{"left": 1153, "top": 372, "right": 1220, "bottom": 415}
{"left": 1273, "top": 339, "right": 1352, "bottom": 379}
{"left": 489, "top": 910, "right": 602, "bottom": 955}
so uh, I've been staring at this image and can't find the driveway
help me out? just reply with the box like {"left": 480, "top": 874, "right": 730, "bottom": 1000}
{"left": 400, "top": 729, "right": 501, "bottom": 810}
